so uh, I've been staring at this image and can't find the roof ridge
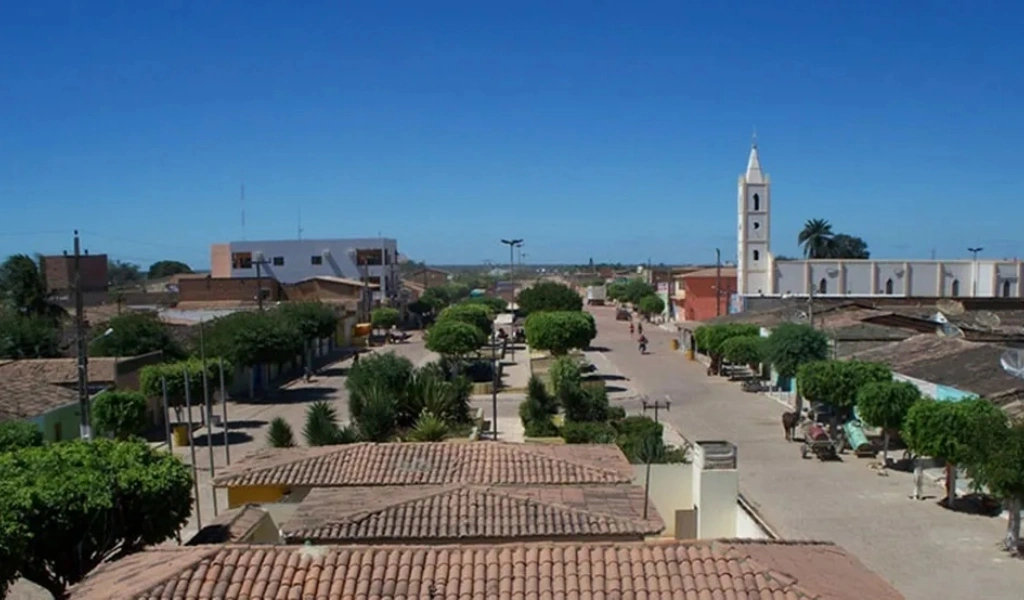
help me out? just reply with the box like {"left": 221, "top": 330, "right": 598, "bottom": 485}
{"left": 715, "top": 539, "right": 843, "bottom": 600}
{"left": 313, "top": 484, "right": 467, "bottom": 528}
{"left": 499, "top": 443, "right": 632, "bottom": 482}
{"left": 487, "top": 485, "right": 662, "bottom": 532}
{"left": 69, "top": 545, "right": 222, "bottom": 599}
{"left": 212, "top": 444, "right": 355, "bottom": 486}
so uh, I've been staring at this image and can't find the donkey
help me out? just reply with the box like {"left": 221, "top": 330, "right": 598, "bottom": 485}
{"left": 782, "top": 411, "right": 801, "bottom": 442}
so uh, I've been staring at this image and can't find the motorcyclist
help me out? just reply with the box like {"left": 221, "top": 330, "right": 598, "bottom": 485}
{"left": 638, "top": 334, "right": 648, "bottom": 353}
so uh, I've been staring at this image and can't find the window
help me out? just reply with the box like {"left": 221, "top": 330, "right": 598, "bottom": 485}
{"left": 818, "top": 278, "right": 827, "bottom": 294}
{"left": 272, "top": 256, "right": 285, "bottom": 266}
{"left": 310, "top": 255, "right": 323, "bottom": 265}
{"left": 885, "top": 278, "right": 894, "bottom": 294}
{"left": 367, "top": 276, "right": 382, "bottom": 286}
{"left": 752, "top": 250, "right": 760, "bottom": 261}
{"left": 355, "top": 249, "right": 383, "bottom": 266}
{"left": 753, "top": 193, "right": 760, "bottom": 211}
{"left": 1003, "top": 280, "right": 1012, "bottom": 298}
{"left": 231, "top": 252, "right": 253, "bottom": 269}
{"left": 753, "top": 221, "right": 760, "bottom": 230}
{"left": 951, "top": 279, "right": 960, "bottom": 297}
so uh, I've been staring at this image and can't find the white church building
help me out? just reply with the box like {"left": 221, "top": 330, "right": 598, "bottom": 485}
{"left": 735, "top": 144, "right": 1024, "bottom": 302}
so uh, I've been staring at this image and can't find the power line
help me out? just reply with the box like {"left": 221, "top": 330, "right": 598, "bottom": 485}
{"left": 78, "top": 230, "right": 198, "bottom": 253}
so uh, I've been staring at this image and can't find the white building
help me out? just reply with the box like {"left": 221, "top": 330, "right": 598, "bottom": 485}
{"left": 736, "top": 144, "right": 1024, "bottom": 300}
{"left": 211, "top": 238, "right": 401, "bottom": 300}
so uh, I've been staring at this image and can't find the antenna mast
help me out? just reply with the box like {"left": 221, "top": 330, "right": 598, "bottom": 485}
{"left": 240, "top": 183, "right": 247, "bottom": 240}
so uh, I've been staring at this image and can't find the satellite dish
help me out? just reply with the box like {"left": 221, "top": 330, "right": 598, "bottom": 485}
{"left": 936, "top": 299, "right": 966, "bottom": 316}
{"left": 975, "top": 310, "right": 1002, "bottom": 329}
{"left": 788, "top": 310, "right": 809, "bottom": 323}
{"left": 1001, "top": 350, "right": 1024, "bottom": 379}
{"left": 934, "top": 312, "right": 949, "bottom": 325}
{"left": 936, "top": 323, "right": 965, "bottom": 339}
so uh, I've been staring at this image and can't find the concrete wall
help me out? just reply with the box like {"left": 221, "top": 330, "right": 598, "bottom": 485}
{"left": 220, "top": 238, "right": 401, "bottom": 298}
{"left": 34, "top": 403, "right": 81, "bottom": 442}
{"left": 695, "top": 467, "right": 738, "bottom": 539}
{"left": 633, "top": 464, "right": 692, "bottom": 537}
{"left": 770, "top": 259, "right": 1024, "bottom": 299}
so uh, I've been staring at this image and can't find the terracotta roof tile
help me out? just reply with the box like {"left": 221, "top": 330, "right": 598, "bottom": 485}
{"left": 0, "top": 376, "right": 80, "bottom": 422}
{"left": 69, "top": 540, "right": 904, "bottom": 600}
{"left": 0, "top": 357, "right": 118, "bottom": 385}
{"left": 282, "top": 484, "right": 663, "bottom": 543}
{"left": 213, "top": 442, "right": 633, "bottom": 488}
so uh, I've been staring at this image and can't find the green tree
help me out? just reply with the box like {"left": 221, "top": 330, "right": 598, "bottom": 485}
{"left": 0, "top": 254, "right": 64, "bottom": 322}
{"left": 462, "top": 295, "right": 508, "bottom": 314}
{"left": 524, "top": 311, "right": 597, "bottom": 356}
{"left": 436, "top": 303, "right": 493, "bottom": 337}
{"left": 798, "top": 360, "right": 891, "bottom": 421}
{"left": 621, "top": 280, "right": 656, "bottom": 305}
{"left": 763, "top": 322, "right": 829, "bottom": 387}
{"left": 903, "top": 398, "right": 1004, "bottom": 507}
{"left": 107, "top": 260, "right": 143, "bottom": 287}
{"left": 0, "top": 310, "right": 61, "bottom": 359}
{"left": 354, "top": 384, "right": 398, "bottom": 442}
{"left": 406, "top": 363, "right": 471, "bottom": 425}
{"left": 139, "top": 359, "right": 223, "bottom": 421}
{"left": 516, "top": 281, "right": 583, "bottom": 315}
{"left": 370, "top": 307, "right": 401, "bottom": 334}
{"left": 266, "top": 417, "right": 296, "bottom": 448}
{"left": 693, "top": 324, "right": 760, "bottom": 374}
{"left": 519, "top": 375, "right": 559, "bottom": 437}
{"left": 203, "top": 311, "right": 302, "bottom": 367}
{"left": 146, "top": 260, "right": 192, "bottom": 280}
{"left": 798, "top": 219, "right": 835, "bottom": 259}
{"left": 855, "top": 380, "right": 921, "bottom": 464}
{"left": 832, "top": 234, "right": 870, "bottom": 259}
{"left": 91, "top": 390, "right": 149, "bottom": 440}
{"left": 971, "top": 420, "right": 1024, "bottom": 553}
{"left": 278, "top": 302, "right": 338, "bottom": 341}
{"left": 720, "top": 335, "right": 763, "bottom": 367}
{"left": 606, "top": 282, "right": 627, "bottom": 302}
{"left": 0, "top": 421, "right": 44, "bottom": 453}
{"left": 90, "top": 312, "right": 184, "bottom": 359}
{"left": 425, "top": 319, "right": 486, "bottom": 360}
{"left": 345, "top": 352, "right": 415, "bottom": 426}
{"left": 0, "top": 439, "right": 192, "bottom": 598}
{"left": 637, "top": 294, "right": 666, "bottom": 318}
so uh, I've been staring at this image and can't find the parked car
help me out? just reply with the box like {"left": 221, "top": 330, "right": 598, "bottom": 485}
{"left": 616, "top": 308, "right": 632, "bottom": 321}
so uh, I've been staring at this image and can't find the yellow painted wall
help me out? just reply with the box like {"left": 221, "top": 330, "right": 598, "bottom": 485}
{"left": 226, "top": 485, "right": 288, "bottom": 509}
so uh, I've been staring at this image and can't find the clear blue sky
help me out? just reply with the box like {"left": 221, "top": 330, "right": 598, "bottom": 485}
{"left": 2, "top": 1, "right": 1022, "bottom": 268}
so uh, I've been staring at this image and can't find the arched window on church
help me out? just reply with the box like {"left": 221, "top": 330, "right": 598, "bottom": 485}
{"left": 951, "top": 279, "right": 960, "bottom": 297}
{"left": 885, "top": 278, "right": 894, "bottom": 295}
{"left": 753, "top": 250, "right": 760, "bottom": 261}
{"left": 1003, "top": 280, "right": 1012, "bottom": 298}
{"left": 752, "top": 193, "right": 760, "bottom": 211}
{"left": 818, "top": 278, "right": 827, "bottom": 294}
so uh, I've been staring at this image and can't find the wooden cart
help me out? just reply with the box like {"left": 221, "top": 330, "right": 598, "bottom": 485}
{"left": 801, "top": 422, "right": 841, "bottom": 460}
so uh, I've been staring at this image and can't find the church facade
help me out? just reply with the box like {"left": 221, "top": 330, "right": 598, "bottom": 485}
{"left": 736, "top": 145, "right": 1024, "bottom": 301}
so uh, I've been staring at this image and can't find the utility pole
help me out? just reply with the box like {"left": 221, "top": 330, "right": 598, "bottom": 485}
{"left": 491, "top": 336, "right": 499, "bottom": 441}
{"left": 253, "top": 255, "right": 270, "bottom": 311}
{"left": 715, "top": 248, "right": 722, "bottom": 317}
{"left": 73, "top": 230, "right": 92, "bottom": 441}
{"left": 640, "top": 397, "right": 671, "bottom": 519}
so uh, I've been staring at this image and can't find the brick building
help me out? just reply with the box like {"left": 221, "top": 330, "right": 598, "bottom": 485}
{"left": 406, "top": 267, "right": 449, "bottom": 289}
{"left": 41, "top": 253, "right": 108, "bottom": 295}
{"left": 680, "top": 267, "right": 737, "bottom": 321}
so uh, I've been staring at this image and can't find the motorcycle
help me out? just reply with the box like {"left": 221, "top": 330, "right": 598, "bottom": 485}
{"left": 638, "top": 337, "right": 648, "bottom": 354}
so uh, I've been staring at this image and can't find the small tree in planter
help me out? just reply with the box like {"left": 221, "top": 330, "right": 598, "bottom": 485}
{"left": 855, "top": 379, "right": 921, "bottom": 465}
{"left": 637, "top": 294, "right": 665, "bottom": 321}
{"left": 524, "top": 311, "right": 597, "bottom": 356}
{"left": 693, "top": 324, "right": 759, "bottom": 375}
{"left": 436, "top": 303, "right": 494, "bottom": 338}
{"left": 762, "top": 323, "right": 829, "bottom": 413}
{"left": 972, "top": 419, "right": 1024, "bottom": 554}
{"left": 267, "top": 417, "right": 296, "bottom": 448}
{"left": 719, "top": 335, "right": 763, "bottom": 371}
{"left": 140, "top": 359, "right": 220, "bottom": 424}
{"left": 91, "top": 390, "right": 149, "bottom": 440}
{"left": 425, "top": 319, "right": 486, "bottom": 372}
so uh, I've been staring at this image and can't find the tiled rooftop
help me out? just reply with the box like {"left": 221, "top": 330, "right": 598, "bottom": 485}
{"left": 0, "top": 357, "right": 118, "bottom": 385}
{"left": 69, "top": 540, "right": 905, "bottom": 600}
{"left": 0, "top": 376, "right": 79, "bottom": 422}
{"left": 213, "top": 442, "right": 633, "bottom": 488}
{"left": 282, "top": 484, "right": 663, "bottom": 543}
{"left": 186, "top": 504, "right": 272, "bottom": 546}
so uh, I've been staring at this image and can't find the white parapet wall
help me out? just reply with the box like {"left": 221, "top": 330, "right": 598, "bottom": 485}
{"left": 692, "top": 441, "right": 739, "bottom": 539}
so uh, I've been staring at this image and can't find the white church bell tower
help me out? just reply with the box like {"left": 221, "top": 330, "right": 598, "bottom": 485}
{"left": 736, "top": 141, "right": 771, "bottom": 297}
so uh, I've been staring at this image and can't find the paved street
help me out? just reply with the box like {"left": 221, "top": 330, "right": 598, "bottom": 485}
{"left": 588, "top": 306, "right": 1018, "bottom": 600}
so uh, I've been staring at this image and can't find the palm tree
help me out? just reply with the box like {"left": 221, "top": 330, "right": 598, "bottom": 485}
{"left": 797, "top": 219, "right": 835, "bottom": 259}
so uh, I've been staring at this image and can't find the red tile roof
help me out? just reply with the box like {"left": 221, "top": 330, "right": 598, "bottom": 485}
{"left": 282, "top": 484, "right": 663, "bottom": 543}
{"left": 213, "top": 442, "right": 633, "bottom": 488}
{"left": 186, "top": 505, "right": 273, "bottom": 546}
{"left": 69, "top": 540, "right": 904, "bottom": 600}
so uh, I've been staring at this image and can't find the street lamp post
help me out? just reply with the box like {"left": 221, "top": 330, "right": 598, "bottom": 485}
{"left": 78, "top": 327, "right": 114, "bottom": 440}
{"left": 968, "top": 247, "right": 983, "bottom": 297}
{"left": 500, "top": 239, "right": 523, "bottom": 281}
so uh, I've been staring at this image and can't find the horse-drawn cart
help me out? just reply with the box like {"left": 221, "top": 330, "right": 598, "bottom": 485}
{"left": 801, "top": 422, "right": 842, "bottom": 460}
